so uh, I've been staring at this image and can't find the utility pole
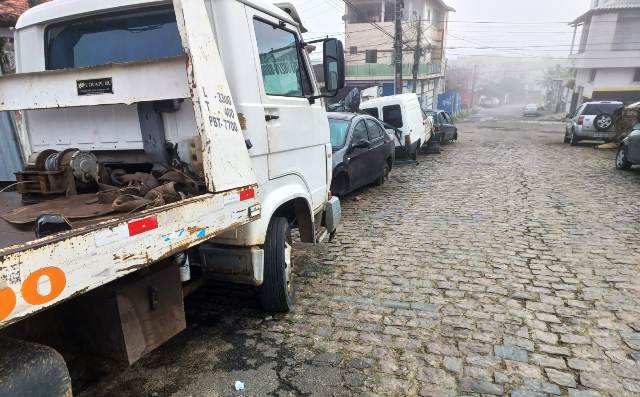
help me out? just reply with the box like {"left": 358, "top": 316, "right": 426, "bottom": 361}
{"left": 394, "top": 0, "right": 403, "bottom": 95}
{"left": 411, "top": 17, "right": 422, "bottom": 94}
{"left": 470, "top": 64, "right": 478, "bottom": 108}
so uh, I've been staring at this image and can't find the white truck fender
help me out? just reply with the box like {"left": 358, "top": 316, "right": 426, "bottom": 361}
{"left": 214, "top": 174, "right": 315, "bottom": 246}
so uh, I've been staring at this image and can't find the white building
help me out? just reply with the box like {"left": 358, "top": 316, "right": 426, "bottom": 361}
{"left": 344, "top": 0, "right": 454, "bottom": 109}
{"left": 568, "top": 0, "right": 640, "bottom": 112}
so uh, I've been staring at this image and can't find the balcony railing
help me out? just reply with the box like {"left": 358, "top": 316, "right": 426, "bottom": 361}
{"left": 346, "top": 62, "right": 442, "bottom": 78}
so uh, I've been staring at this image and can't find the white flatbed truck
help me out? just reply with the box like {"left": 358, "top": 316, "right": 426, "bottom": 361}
{"left": 0, "top": 0, "right": 345, "bottom": 394}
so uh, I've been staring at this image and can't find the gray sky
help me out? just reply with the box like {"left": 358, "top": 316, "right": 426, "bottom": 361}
{"left": 288, "top": 0, "right": 592, "bottom": 60}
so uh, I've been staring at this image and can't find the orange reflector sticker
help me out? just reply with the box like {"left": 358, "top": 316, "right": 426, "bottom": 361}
{"left": 0, "top": 288, "right": 16, "bottom": 321}
{"left": 21, "top": 267, "right": 66, "bottom": 306}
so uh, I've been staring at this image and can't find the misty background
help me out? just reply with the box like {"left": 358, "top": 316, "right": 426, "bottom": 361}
{"left": 291, "top": 0, "right": 591, "bottom": 61}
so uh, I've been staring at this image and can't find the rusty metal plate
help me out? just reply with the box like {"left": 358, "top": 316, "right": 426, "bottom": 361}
{"left": 2, "top": 194, "right": 115, "bottom": 225}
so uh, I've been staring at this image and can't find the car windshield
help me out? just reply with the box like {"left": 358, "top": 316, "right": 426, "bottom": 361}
{"left": 329, "top": 118, "right": 351, "bottom": 149}
{"left": 45, "top": 6, "right": 183, "bottom": 70}
{"left": 583, "top": 103, "right": 622, "bottom": 115}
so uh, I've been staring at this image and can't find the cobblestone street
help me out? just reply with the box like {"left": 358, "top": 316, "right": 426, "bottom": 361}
{"left": 81, "top": 108, "right": 640, "bottom": 397}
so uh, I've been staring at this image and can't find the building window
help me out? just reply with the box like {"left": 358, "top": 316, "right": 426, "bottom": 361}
{"left": 350, "top": 46, "right": 358, "bottom": 55}
{"left": 578, "top": 21, "right": 590, "bottom": 54}
{"left": 613, "top": 12, "right": 640, "bottom": 51}
{"left": 634, "top": 68, "right": 640, "bottom": 82}
{"left": 426, "top": 9, "right": 432, "bottom": 21}
{"left": 589, "top": 69, "right": 597, "bottom": 83}
{"left": 365, "top": 49, "right": 378, "bottom": 64}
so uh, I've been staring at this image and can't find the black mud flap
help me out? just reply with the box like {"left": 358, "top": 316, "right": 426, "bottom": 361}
{"left": 0, "top": 337, "right": 72, "bottom": 397}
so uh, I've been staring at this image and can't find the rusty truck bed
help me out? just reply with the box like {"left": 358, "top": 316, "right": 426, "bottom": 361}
{"left": 0, "top": 192, "right": 122, "bottom": 252}
{"left": 0, "top": 193, "right": 34, "bottom": 249}
{"left": 0, "top": 186, "right": 260, "bottom": 329}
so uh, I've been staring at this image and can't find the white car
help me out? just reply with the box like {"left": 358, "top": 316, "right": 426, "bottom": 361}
{"left": 360, "top": 94, "right": 432, "bottom": 160}
{"left": 523, "top": 104, "right": 542, "bottom": 117}
{"left": 564, "top": 101, "right": 623, "bottom": 145}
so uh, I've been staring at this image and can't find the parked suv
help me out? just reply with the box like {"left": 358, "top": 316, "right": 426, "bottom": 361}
{"left": 565, "top": 101, "right": 623, "bottom": 145}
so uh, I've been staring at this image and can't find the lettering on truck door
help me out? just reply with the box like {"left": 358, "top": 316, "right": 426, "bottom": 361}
{"left": 247, "top": 9, "right": 329, "bottom": 211}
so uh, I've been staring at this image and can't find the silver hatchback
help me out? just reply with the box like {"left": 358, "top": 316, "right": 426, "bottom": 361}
{"left": 564, "top": 101, "right": 623, "bottom": 145}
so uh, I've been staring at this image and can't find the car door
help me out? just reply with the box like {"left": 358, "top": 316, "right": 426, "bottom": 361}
{"left": 443, "top": 112, "right": 456, "bottom": 140}
{"left": 365, "top": 118, "right": 387, "bottom": 180}
{"left": 248, "top": 10, "right": 328, "bottom": 210}
{"left": 346, "top": 119, "right": 371, "bottom": 190}
{"left": 627, "top": 130, "right": 640, "bottom": 163}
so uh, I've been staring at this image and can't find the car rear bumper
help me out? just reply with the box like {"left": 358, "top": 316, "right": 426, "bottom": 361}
{"left": 575, "top": 130, "right": 615, "bottom": 140}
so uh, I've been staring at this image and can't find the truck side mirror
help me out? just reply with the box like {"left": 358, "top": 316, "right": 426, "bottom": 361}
{"left": 323, "top": 38, "right": 345, "bottom": 97}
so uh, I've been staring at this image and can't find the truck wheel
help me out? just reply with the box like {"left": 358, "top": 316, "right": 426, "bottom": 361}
{"left": 0, "top": 338, "right": 71, "bottom": 397}
{"left": 259, "top": 217, "right": 294, "bottom": 312}
{"left": 616, "top": 145, "right": 632, "bottom": 170}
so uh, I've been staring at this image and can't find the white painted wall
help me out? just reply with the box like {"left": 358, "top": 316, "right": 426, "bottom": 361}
{"left": 575, "top": 67, "right": 640, "bottom": 98}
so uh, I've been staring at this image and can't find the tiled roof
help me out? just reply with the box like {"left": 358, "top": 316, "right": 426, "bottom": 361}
{"left": 0, "top": 0, "right": 29, "bottom": 27}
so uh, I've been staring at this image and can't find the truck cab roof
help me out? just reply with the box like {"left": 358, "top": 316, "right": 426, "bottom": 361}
{"left": 16, "top": 0, "right": 298, "bottom": 30}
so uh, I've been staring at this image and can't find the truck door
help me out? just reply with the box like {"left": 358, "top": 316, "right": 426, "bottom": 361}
{"left": 247, "top": 10, "right": 329, "bottom": 210}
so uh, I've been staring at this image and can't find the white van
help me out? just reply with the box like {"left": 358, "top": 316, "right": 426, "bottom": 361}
{"left": 360, "top": 94, "right": 432, "bottom": 159}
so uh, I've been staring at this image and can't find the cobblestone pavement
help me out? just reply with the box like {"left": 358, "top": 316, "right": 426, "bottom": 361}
{"left": 80, "top": 110, "right": 640, "bottom": 397}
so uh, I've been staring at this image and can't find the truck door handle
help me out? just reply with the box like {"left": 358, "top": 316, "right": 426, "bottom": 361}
{"left": 265, "top": 115, "right": 280, "bottom": 121}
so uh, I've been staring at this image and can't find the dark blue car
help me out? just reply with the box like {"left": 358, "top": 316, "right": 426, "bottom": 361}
{"left": 328, "top": 113, "right": 395, "bottom": 196}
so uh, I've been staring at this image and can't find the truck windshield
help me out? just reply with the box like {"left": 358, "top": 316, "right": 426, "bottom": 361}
{"left": 46, "top": 7, "right": 182, "bottom": 70}
{"left": 329, "top": 119, "right": 350, "bottom": 149}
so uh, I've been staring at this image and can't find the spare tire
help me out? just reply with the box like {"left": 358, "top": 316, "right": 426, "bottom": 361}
{"left": 594, "top": 113, "right": 614, "bottom": 132}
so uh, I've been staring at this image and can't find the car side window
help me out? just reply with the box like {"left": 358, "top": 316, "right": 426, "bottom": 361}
{"left": 383, "top": 105, "right": 403, "bottom": 128}
{"left": 363, "top": 108, "right": 379, "bottom": 119}
{"left": 352, "top": 120, "right": 368, "bottom": 143}
{"left": 438, "top": 112, "right": 446, "bottom": 124}
{"left": 365, "top": 119, "right": 384, "bottom": 140}
{"left": 444, "top": 113, "right": 453, "bottom": 124}
{"left": 253, "top": 18, "right": 308, "bottom": 97}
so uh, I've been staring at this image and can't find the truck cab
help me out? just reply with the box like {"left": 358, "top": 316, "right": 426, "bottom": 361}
{"left": 10, "top": 0, "right": 344, "bottom": 310}
{"left": 0, "top": 0, "right": 344, "bottom": 393}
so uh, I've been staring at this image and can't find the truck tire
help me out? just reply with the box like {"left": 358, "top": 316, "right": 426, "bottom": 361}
{"left": 0, "top": 338, "right": 71, "bottom": 397}
{"left": 259, "top": 217, "right": 294, "bottom": 312}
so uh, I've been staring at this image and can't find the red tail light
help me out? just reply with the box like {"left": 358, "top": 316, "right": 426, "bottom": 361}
{"left": 578, "top": 115, "right": 585, "bottom": 126}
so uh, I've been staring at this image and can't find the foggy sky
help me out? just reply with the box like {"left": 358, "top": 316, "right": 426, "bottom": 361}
{"left": 289, "top": 0, "right": 592, "bottom": 61}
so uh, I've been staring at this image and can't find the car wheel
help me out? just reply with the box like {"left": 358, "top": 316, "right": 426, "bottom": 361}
{"left": 594, "top": 113, "right": 614, "bottom": 132}
{"left": 375, "top": 161, "right": 390, "bottom": 186}
{"left": 569, "top": 129, "right": 579, "bottom": 146}
{"left": 411, "top": 141, "right": 420, "bottom": 160}
{"left": 330, "top": 173, "right": 349, "bottom": 197}
{"left": 259, "top": 217, "right": 294, "bottom": 312}
{"left": 616, "top": 145, "right": 632, "bottom": 170}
